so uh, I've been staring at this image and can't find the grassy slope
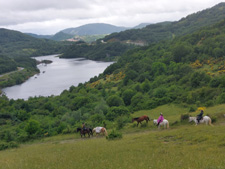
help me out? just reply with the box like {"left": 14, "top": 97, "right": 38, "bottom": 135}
{"left": 0, "top": 104, "right": 224, "bottom": 169}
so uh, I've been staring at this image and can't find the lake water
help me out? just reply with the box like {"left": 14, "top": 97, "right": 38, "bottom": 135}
{"left": 2, "top": 55, "right": 113, "bottom": 100}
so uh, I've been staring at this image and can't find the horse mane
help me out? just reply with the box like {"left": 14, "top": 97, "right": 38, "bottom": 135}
{"left": 133, "top": 117, "right": 140, "bottom": 120}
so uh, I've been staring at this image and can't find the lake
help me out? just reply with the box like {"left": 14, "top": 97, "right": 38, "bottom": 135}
{"left": 2, "top": 55, "right": 113, "bottom": 100}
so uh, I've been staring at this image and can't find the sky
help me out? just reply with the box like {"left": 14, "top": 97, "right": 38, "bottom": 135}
{"left": 0, "top": 0, "right": 223, "bottom": 35}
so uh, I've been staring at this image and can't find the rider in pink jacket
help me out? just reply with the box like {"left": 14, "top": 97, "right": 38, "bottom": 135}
{"left": 157, "top": 113, "right": 164, "bottom": 126}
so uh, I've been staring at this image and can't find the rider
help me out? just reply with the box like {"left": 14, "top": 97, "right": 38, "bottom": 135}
{"left": 197, "top": 110, "right": 204, "bottom": 124}
{"left": 82, "top": 122, "right": 86, "bottom": 131}
{"left": 157, "top": 113, "right": 164, "bottom": 126}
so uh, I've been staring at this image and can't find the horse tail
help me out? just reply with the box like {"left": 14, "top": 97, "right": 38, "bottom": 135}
{"left": 104, "top": 128, "right": 108, "bottom": 136}
{"left": 147, "top": 116, "right": 150, "bottom": 121}
{"left": 208, "top": 118, "right": 214, "bottom": 126}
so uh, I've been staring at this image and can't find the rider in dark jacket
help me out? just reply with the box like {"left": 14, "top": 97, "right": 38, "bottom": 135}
{"left": 82, "top": 122, "right": 86, "bottom": 131}
{"left": 197, "top": 110, "right": 204, "bottom": 124}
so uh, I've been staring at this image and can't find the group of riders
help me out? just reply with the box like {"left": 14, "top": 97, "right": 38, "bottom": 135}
{"left": 156, "top": 109, "right": 204, "bottom": 126}
{"left": 80, "top": 110, "right": 204, "bottom": 132}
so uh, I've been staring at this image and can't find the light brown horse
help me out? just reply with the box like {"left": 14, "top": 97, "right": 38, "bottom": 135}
{"left": 132, "top": 115, "right": 150, "bottom": 126}
{"left": 93, "top": 127, "right": 108, "bottom": 136}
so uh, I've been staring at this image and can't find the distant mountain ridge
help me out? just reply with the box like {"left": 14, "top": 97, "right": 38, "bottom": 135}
{"left": 61, "top": 23, "right": 129, "bottom": 36}
{"left": 27, "top": 23, "right": 149, "bottom": 41}
{"left": 102, "top": 2, "right": 225, "bottom": 44}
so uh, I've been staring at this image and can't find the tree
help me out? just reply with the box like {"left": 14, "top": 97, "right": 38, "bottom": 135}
{"left": 172, "top": 44, "right": 193, "bottom": 62}
{"left": 122, "top": 89, "right": 136, "bottom": 106}
{"left": 106, "top": 95, "right": 124, "bottom": 107}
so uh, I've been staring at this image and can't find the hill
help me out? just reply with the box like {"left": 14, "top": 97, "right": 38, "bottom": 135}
{"left": 61, "top": 23, "right": 129, "bottom": 36}
{"left": 49, "top": 23, "right": 129, "bottom": 42}
{"left": 0, "top": 28, "right": 68, "bottom": 58}
{"left": 0, "top": 104, "right": 224, "bottom": 169}
{"left": 102, "top": 2, "right": 225, "bottom": 44}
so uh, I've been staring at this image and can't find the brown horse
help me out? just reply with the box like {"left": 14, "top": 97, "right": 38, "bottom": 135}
{"left": 77, "top": 127, "right": 93, "bottom": 137}
{"left": 132, "top": 115, "right": 150, "bottom": 126}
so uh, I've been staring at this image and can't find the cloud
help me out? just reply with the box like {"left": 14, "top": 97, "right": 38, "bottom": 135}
{"left": 0, "top": 0, "right": 222, "bottom": 34}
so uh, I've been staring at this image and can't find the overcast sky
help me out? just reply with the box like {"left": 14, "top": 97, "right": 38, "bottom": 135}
{"left": 0, "top": 0, "right": 223, "bottom": 35}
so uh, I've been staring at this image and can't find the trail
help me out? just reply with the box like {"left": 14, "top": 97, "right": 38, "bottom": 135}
{"left": 0, "top": 67, "right": 24, "bottom": 78}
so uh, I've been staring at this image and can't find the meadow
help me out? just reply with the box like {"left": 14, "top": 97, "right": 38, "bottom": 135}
{"left": 0, "top": 104, "right": 224, "bottom": 169}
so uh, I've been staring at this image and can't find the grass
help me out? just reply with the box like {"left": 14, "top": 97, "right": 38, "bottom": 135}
{"left": 0, "top": 104, "right": 224, "bottom": 169}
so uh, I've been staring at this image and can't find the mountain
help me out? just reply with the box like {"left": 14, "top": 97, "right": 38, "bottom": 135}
{"left": 102, "top": 2, "right": 225, "bottom": 44}
{"left": 0, "top": 28, "right": 67, "bottom": 58}
{"left": 49, "top": 23, "right": 129, "bottom": 42}
{"left": 132, "top": 23, "right": 151, "bottom": 29}
{"left": 50, "top": 32, "right": 74, "bottom": 41}
{"left": 61, "top": 23, "right": 129, "bottom": 36}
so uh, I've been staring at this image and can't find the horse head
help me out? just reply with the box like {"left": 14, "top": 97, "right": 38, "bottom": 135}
{"left": 76, "top": 128, "right": 81, "bottom": 132}
{"left": 188, "top": 117, "right": 195, "bottom": 122}
{"left": 153, "top": 119, "right": 157, "bottom": 125}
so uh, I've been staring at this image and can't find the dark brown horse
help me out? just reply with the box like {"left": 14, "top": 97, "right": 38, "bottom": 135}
{"left": 132, "top": 115, "right": 150, "bottom": 126}
{"left": 77, "top": 127, "right": 93, "bottom": 137}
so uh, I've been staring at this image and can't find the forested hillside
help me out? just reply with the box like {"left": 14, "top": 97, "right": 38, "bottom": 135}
{"left": 60, "top": 41, "right": 133, "bottom": 61}
{"left": 1, "top": 17, "right": 225, "bottom": 149}
{"left": 60, "top": 3, "right": 225, "bottom": 61}
{"left": 102, "top": 2, "right": 225, "bottom": 44}
{"left": 0, "top": 28, "right": 68, "bottom": 59}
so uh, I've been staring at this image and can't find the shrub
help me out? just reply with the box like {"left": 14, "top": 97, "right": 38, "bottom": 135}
{"left": 106, "top": 129, "right": 122, "bottom": 140}
{"left": 210, "top": 116, "right": 217, "bottom": 123}
{"left": 180, "top": 114, "right": 189, "bottom": 122}
{"left": 116, "top": 116, "right": 130, "bottom": 130}
{"left": 25, "top": 119, "right": 41, "bottom": 137}
{"left": 0, "top": 141, "right": 18, "bottom": 151}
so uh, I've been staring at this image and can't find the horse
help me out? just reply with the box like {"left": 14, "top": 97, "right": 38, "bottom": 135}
{"left": 189, "top": 116, "right": 213, "bottom": 126}
{"left": 93, "top": 127, "right": 108, "bottom": 136}
{"left": 153, "top": 119, "right": 169, "bottom": 129}
{"left": 132, "top": 115, "right": 150, "bottom": 126}
{"left": 76, "top": 127, "right": 93, "bottom": 137}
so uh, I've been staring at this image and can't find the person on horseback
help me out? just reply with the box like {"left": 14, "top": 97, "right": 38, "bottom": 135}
{"left": 157, "top": 113, "right": 164, "bottom": 126}
{"left": 197, "top": 110, "right": 204, "bottom": 124}
{"left": 82, "top": 122, "right": 86, "bottom": 132}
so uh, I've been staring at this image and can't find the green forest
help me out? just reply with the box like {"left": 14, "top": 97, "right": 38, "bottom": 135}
{"left": 102, "top": 3, "right": 225, "bottom": 44}
{"left": 0, "top": 3, "right": 225, "bottom": 152}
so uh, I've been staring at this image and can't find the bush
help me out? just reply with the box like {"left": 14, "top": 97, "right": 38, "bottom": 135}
{"left": 180, "top": 114, "right": 189, "bottom": 122}
{"left": 0, "top": 141, "right": 18, "bottom": 151}
{"left": 210, "top": 116, "right": 217, "bottom": 123}
{"left": 106, "top": 129, "right": 122, "bottom": 140}
{"left": 116, "top": 116, "right": 130, "bottom": 130}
